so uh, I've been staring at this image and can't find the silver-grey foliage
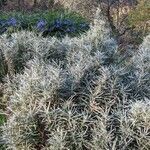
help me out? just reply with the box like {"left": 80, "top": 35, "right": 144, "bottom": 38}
{"left": 0, "top": 8, "right": 150, "bottom": 150}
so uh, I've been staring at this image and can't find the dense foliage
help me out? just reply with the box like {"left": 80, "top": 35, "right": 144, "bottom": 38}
{"left": 0, "top": 8, "right": 149, "bottom": 149}
{"left": 0, "top": 11, "right": 89, "bottom": 37}
{"left": 0, "top": 0, "right": 7, "bottom": 8}
{"left": 0, "top": 1, "right": 150, "bottom": 149}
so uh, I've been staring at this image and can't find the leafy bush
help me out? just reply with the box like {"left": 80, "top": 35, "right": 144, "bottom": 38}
{"left": 0, "top": 8, "right": 150, "bottom": 149}
{"left": 0, "top": 10, "right": 89, "bottom": 37}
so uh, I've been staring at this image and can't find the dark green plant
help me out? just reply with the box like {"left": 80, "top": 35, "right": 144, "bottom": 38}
{"left": 0, "top": 0, "right": 7, "bottom": 8}
{"left": 0, "top": 114, "right": 6, "bottom": 150}
{"left": 0, "top": 10, "right": 89, "bottom": 37}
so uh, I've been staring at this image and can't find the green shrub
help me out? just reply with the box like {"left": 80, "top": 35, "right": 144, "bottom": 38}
{"left": 0, "top": 10, "right": 89, "bottom": 37}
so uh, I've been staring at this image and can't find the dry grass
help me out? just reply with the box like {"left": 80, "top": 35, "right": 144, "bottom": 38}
{"left": 54, "top": 0, "right": 100, "bottom": 20}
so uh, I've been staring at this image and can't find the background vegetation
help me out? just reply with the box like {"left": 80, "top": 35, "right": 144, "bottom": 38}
{"left": 0, "top": 10, "right": 89, "bottom": 37}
